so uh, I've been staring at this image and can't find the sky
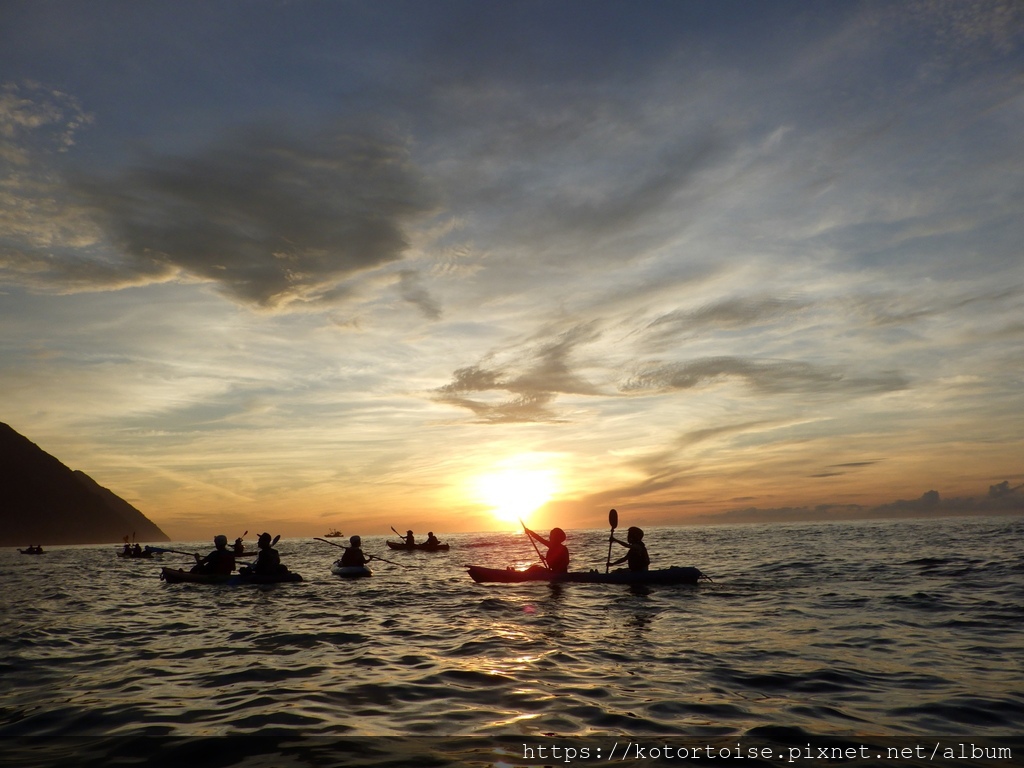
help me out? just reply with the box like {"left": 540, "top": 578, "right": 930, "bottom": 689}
{"left": 1, "top": 1, "right": 1023, "bottom": 540}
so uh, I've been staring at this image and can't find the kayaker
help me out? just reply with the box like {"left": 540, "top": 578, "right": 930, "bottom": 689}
{"left": 233, "top": 537, "right": 245, "bottom": 555}
{"left": 122, "top": 543, "right": 132, "bottom": 555}
{"left": 425, "top": 531, "right": 441, "bottom": 546}
{"left": 191, "top": 535, "right": 236, "bottom": 575}
{"left": 609, "top": 526, "right": 650, "bottom": 572}
{"left": 132, "top": 543, "right": 143, "bottom": 556}
{"left": 524, "top": 526, "right": 569, "bottom": 573}
{"left": 403, "top": 530, "right": 416, "bottom": 546}
{"left": 252, "top": 532, "right": 284, "bottom": 576}
{"left": 340, "top": 535, "right": 370, "bottom": 567}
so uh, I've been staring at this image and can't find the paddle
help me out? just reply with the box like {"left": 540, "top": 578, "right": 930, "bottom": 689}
{"left": 391, "top": 526, "right": 414, "bottom": 545}
{"left": 314, "top": 536, "right": 346, "bottom": 549}
{"left": 605, "top": 508, "right": 618, "bottom": 573}
{"left": 520, "top": 517, "right": 549, "bottom": 570}
{"left": 146, "top": 546, "right": 200, "bottom": 558}
{"left": 366, "top": 554, "right": 411, "bottom": 569}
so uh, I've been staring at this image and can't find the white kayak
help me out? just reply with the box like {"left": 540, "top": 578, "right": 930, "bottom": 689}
{"left": 331, "top": 561, "right": 372, "bottom": 578}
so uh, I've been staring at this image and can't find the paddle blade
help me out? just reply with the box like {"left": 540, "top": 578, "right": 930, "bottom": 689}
{"left": 609, "top": 508, "right": 618, "bottom": 530}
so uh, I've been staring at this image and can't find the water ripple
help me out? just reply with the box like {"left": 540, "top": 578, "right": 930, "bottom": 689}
{"left": 2, "top": 517, "right": 1022, "bottom": 766}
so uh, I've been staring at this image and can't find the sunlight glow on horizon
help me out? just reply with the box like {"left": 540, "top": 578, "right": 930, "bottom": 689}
{"left": 472, "top": 457, "right": 559, "bottom": 529}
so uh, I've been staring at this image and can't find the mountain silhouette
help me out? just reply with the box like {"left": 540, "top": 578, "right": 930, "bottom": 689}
{"left": 0, "top": 422, "right": 169, "bottom": 546}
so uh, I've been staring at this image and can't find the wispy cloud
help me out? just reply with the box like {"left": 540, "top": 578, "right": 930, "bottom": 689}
{"left": 623, "top": 357, "right": 909, "bottom": 397}
{"left": 434, "top": 321, "right": 604, "bottom": 423}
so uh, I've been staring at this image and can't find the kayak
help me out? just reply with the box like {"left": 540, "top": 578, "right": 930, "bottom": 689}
{"left": 160, "top": 567, "right": 303, "bottom": 585}
{"left": 18, "top": 548, "right": 45, "bottom": 555}
{"left": 331, "top": 562, "right": 372, "bottom": 578}
{"left": 466, "top": 565, "right": 708, "bottom": 585}
{"left": 386, "top": 541, "right": 450, "bottom": 552}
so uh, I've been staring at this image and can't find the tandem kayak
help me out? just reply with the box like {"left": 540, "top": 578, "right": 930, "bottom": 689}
{"left": 466, "top": 565, "right": 708, "bottom": 585}
{"left": 386, "top": 541, "right": 450, "bottom": 552}
{"left": 331, "top": 562, "right": 372, "bottom": 578}
{"left": 160, "top": 567, "right": 303, "bottom": 585}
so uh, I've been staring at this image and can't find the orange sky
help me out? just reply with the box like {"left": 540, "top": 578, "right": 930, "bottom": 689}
{"left": 2, "top": 3, "right": 1023, "bottom": 540}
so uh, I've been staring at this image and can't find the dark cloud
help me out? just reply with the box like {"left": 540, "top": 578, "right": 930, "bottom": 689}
{"left": 988, "top": 480, "right": 1023, "bottom": 499}
{"left": 622, "top": 356, "right": 909, "bottom": 396}
{"left": 434, "top": 322, "right": 602, "bottom": 423}
{"left": 810, "top": 460, "right": 882, "bottom": 477}
{"left": 69, "top": 126, "right": 437, "bottom": 310}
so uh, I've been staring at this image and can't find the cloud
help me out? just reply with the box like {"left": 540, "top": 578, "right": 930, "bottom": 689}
{"left": 0, "top": 82, "right": 101, "bottom": 267}
{"left": 887, "top": 1, "right": 1024, "bottom": 68}
{"left": 641, "top": 295, "right": 812, "bottom": 347}
{"left": 397, "top": 269, "right": 442, "bottom": 320}
{"left": 434, "top": 321, "right": 603, "bottom": 422}
{"left": 988, "top": 480, "right": 1024, "bottom": 499}
{"left": 622, "top": 356, "right": 909, "bottom": 396}
{"left": 3, "top": 123, "right": 439, "bottom": 311}
{"left": 676, "top": 420, "right": 784, "bottom": 448}
{"left": 80, "top": 127, "right": 438, "bottom": 310}
{"left": 0, "top": 81, "right": 92, "bottom": 162}
{"left": 850, "top": 286, "right": 1024, "bottom": 328}
{"left": 807, "top": 460, "right": 883, "bottom": 477}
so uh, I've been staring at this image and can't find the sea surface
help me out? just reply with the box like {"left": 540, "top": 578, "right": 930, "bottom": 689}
{"left": 2, "top": 516, "right": 1022, "bottom": 768}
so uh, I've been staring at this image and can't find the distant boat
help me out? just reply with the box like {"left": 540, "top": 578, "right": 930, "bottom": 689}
{"left": 117, "top": 548, "right": 155, "bottom": 559}
{"left": 324, "top": 529, "right": 343, "bottom": 538}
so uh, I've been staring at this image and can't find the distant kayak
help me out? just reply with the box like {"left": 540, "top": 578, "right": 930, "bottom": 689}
{"left": 18, "top": 548, "right": 45, "bottom": 555}
{"left": 160, "top": 567, "right": 303, "bottom": 585}
{"left": 466, "top": 565, "right": 708, "bottom": 585}
{"left": 386, "top": 541, "right": 450, "bottom": 552}
{"left": 331, "top": 562, "right": 372, "bottom": 578}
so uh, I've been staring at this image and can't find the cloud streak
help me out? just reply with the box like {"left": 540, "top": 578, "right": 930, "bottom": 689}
{"left": 623, "top": 357, "right": 909, "bottom": 397}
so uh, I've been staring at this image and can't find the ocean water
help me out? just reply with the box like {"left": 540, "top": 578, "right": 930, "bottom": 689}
{"left": 2, "top": 516, "right": 1022, "bottom": 768}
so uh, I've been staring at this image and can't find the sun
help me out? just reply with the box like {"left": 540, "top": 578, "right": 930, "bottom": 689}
{"left": 475, "top": 465, "right": 557, "bottom": 528}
